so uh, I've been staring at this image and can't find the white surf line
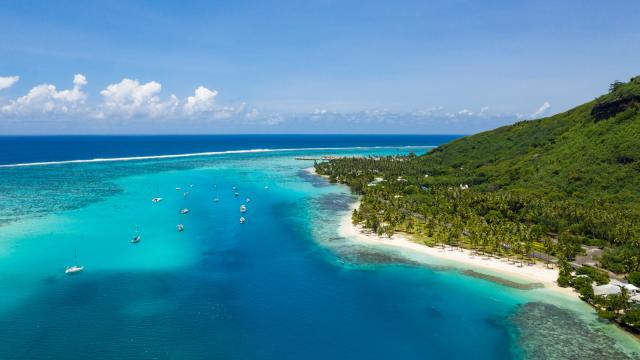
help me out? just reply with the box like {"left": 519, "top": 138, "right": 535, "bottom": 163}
{"left": 0, "top": 145, "right": 435, "bottom": 168}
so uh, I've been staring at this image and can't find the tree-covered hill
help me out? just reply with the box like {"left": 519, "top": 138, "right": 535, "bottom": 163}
{"left": 316, "top": 75, "right": 640, "bottom": 275}
{"left": 420, "top": 75, "right": 640, "bottom": 205}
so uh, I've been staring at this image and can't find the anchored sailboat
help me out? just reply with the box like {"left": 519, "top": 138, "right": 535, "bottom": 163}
{"left": 65, "top": 249, "right": 84, "bottom": 274}
{"left": 131, "top": 226, "right": 141, "bottom": 243}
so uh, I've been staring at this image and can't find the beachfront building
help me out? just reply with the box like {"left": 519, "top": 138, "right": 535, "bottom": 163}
{"left": 594, "top": 283, "right": 623, "bottom": 296}
{"left": 593, "top": 279, "right": 640, "bottom": 297}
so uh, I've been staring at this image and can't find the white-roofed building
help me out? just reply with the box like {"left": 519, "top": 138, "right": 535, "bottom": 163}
{"left": 594, "top": 283, "right": 622, "bottom": 296}
{"left": 593, "top": 279, "right": 640, "bottom": 297}
{"left": 610, "top": 279, "right": 640, "bottom": 294}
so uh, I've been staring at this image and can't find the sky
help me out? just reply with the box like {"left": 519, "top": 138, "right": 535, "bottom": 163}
{"left": 0, "top": 0, "right": 639, "bottom": 134}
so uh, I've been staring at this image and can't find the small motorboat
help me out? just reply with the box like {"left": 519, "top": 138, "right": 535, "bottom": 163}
{"left": 245, "top": 198, "right": 251, "bottom": 203}
{"left": 234, "top": 192, "right": 239, "bottom": 197}
{"left": 180, "top": 208, "right": 189, "bottom": 214}
{"left": 189, "top": 184, "right": 193, "bottom": 188}
{"left": 232, "top": 186, "right": 237, "bottom": 190}
{"left": 264, "top": 185, "right": 269, "bottom": 190}
{"left": 213, "top": 197, "right": 220, "bottom": 203}
{"left": 151, "top": 197, "right": 163, "bottom": 203}
{"left": 183, "top": 192, "right": 189, "bottom": 197}
{"left": 239, "top": 217, "right": 246, "bottom": 224}
{"left": 240, "top": 205, "right": 247, "bottom": 213}
{"left": 176, "top": 187, "right": 181, "bottom": 191}
{"left": 177, "top": 224, "right": 184, "bottom": 232}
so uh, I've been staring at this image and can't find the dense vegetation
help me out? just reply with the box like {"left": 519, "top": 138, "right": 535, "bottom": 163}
{"left": 316, "top": 76, "right": 640, "bottom": 329}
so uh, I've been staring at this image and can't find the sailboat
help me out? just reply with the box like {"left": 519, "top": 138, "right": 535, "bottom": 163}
{"left": 180, "top": 208, "right": 189, "bottom": 214}
{"left": 239, "top": 217, "right": 246, "bottom": 224}
{"left": 65, "top": 249, "right": 84, "bottom": 274}
{"left": 131, "top": 226, "right": 141, "bottom": 243}
{"left": 240, "top": 205, "right": 247, "bottom": 213}
{"left": 151, "top": 184, "right": 162, "bottom": 202}
{"left": 177, "top": 224, "right": 184, "bottom": 232}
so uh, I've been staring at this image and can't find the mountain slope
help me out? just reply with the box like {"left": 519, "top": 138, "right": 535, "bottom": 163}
{"left": 421, "top": 76, "right": 640, "bottom": 206}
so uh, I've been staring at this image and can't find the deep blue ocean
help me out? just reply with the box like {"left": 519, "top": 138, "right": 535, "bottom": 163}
{"left": 0, "top": 135, "right": 459, "bottom": 165}
{"left": 0, "top": 135, "right": 638, "bottom": 359}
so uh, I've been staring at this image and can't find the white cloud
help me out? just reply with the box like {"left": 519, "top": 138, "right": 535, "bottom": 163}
{"left": 73, "top": 74, "right": 87, "bottom": 87}
{"left": 99, "top": 78, "right": 178, "bottom": 118}
{"left": 184, "top": 86, "right": 218, "bottom": 114}
{"left": 0, "top": 76, "right": 19, "bottom": 91}
{"left": 97, "top": 80, "right": 240, "bottom": 120}
{"left": 262, "top": 113, "right": 284, "bottom": 125}
{"left": 245, "top": 108, "right": 259, "bottom": 119}
{"left": 1, "top": 74, "right": 87, "bottom": 115}
{"left": 183, "top": 86, "right": 218, "bottom": 115}
{"left": 530, "top": 101, "right": 551, "bottom": 118}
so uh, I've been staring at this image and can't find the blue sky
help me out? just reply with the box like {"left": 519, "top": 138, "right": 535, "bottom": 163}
{"left": 1, "top": 0, "right": 639, "bottom": 134}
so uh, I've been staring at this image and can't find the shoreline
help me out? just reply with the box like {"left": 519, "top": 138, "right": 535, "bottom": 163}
{"left": 338, "top": 199, "right": 581, "bottom": 300}
{"left": 308, "top": 163, "right": 640, "bottom": 352}
{"left": 304, "top": 165, "right": 580, "bottom": 300}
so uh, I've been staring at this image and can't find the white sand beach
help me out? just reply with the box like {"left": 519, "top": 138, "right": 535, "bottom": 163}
{"left": 338, "top": 200, "right": 580, "bottom": 299}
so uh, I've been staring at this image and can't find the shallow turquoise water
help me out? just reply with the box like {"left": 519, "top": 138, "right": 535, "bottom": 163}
{"left": 0, "top": 148, "right": 638, "bottom": 359}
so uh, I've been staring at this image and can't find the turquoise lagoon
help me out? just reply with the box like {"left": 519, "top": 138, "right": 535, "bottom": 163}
{"left": 0, "top": 147, "right": 639, "bottom": 359}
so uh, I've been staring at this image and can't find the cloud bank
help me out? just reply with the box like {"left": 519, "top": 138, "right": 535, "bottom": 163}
{"left": 0, "top": 74, "right": 540, "bottom": 134}
{"left": 1, "top": 74, "right": 87, "bottom": 115}
{"left": 0, "top": 74, "right": 247, "bottom": 122}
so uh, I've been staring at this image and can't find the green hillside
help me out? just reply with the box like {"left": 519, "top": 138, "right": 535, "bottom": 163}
{"left": 316, "top": 75, "right": 640, "bottom": 274}
{"left": 421, "top": 75, "right": 640, "bottom": 205}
